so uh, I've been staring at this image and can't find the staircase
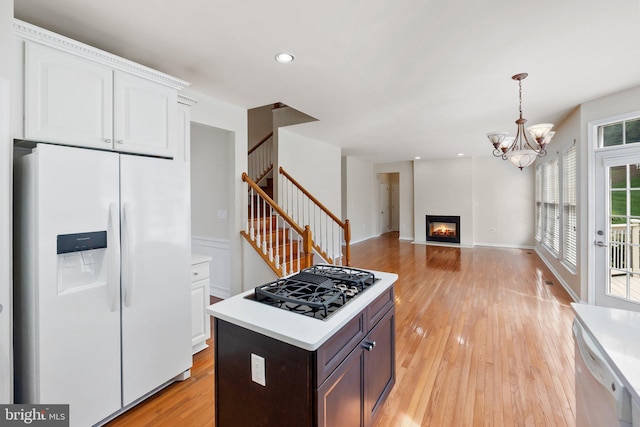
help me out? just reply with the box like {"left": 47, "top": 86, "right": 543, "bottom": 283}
{"left": 242, "top": 173, "right": 314, "bottom": 277}
{"left": 242, "top": 168, "right": 351, "bottom": 277}
{"left": 245, "top": 123, "right": 351, "bottom": 276}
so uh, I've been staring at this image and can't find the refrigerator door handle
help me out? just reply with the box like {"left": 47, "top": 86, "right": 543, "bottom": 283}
{"left": 122, "top": 202, "right": 135, "bottom": 307}
{"left": 108, "top": 203, "right": 120, "bottom": 312}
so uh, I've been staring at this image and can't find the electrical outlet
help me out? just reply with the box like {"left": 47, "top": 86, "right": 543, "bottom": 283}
{"left": 490, "top": 227, "right": 497, "bottom": 233}
{"left": 217, "top": 209, "right": 228, "bottom": 219}
{"left": 251, "top": 353, "right": 266, "bottom": 386}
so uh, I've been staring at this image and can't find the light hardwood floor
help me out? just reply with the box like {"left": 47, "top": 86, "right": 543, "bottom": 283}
{"left": 107, "top": 232, "right": 576, "bottom": 426}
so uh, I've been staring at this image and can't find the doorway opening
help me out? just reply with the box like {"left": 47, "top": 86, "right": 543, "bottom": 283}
{"left": 378, "top": 173, "right": 400, "bottom": 235}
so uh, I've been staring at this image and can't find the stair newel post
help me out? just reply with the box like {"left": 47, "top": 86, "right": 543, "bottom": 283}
{"left": 302, "top": 225, "right": 313, "bottom": 269}
{"left": 344, "top": 219, "right": 351, "bottom": 266}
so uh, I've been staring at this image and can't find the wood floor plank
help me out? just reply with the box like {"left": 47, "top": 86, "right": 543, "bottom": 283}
{"left": 106, "top": 233, "right": 576, "bottom": 426}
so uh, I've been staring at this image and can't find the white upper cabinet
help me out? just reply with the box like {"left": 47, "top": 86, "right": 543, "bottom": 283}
{"left": 25, "top": 42, "right": 114, "bottom": 150}
{"left": 114, "top": 71, "right": 176, "bottom": 157}
{"left": 16, "top": 20, "right": 189, "bottom": 158}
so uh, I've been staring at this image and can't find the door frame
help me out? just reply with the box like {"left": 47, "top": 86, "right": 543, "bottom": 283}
{"left": 378, "top": 181, "right": 390, "bottom": 235}
{"left": 588, "top": 111, "right": 640, "bottom": 307}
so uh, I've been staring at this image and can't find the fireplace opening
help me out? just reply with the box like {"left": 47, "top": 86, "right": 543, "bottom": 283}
{"left": 426, "top": 215, "right": 460, "bottom": 244}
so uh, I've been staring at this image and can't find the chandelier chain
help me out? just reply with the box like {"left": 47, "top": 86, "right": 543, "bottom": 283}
{"left": 518, "top": 79, "right": 523, "bottom": 120}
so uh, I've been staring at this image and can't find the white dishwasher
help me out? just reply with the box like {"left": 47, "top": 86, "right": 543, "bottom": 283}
{"left": 573, "top": 319, "right": 633, "bottom": 426}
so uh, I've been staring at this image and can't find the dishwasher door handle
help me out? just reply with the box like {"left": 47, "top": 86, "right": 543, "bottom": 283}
{"left": 573, "top": 321, "right": 624, "bottom": 394}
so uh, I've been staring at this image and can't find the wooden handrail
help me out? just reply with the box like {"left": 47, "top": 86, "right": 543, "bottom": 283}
{"left": 242, "top": 172, "right": 305, "bottom": 237}
{"left": 248, "top": 132, "right": 273, "bottom": 156}
{"left": 279, "top": 167, "right": 346, "bottom": 228}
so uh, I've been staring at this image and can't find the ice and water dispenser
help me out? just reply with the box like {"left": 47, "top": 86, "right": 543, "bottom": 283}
{"left": 57, "top": 231, "right": 108, "bottom": 293}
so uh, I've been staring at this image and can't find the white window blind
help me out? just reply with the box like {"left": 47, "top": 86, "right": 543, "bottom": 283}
{"left": 535, "top": 166, "right": 542, "bottom": 241}
{"left": 563, "top": 146, "right": 577, "bottom": 267}
{"left": 542, "top": 158, "right": 560, "bottom": 253}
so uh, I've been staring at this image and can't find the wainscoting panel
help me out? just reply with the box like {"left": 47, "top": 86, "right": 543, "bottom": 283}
{"left": 192, "top": 236, "right": 231, "bottom": 299}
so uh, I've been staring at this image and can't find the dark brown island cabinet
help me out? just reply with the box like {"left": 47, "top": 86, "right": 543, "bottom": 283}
{"left": 214, "top": 286, "right": 395, "bottom": 427}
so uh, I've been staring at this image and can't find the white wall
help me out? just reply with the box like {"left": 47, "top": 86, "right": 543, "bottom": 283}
{"left": 374, "top": 161, "right": 414, "bottom": 241}
{"left": 473, "top": 156, "right": 535, "bottom": 247}
{"left": 343, "top": 156, "right": 375, "bottom": 244}
{"left": 278, "top": 128, "right": 341, "bottom": 215}
{"left": 247, "top": 104, "right": 272, "bottom": 149}
{"left": 190, "top": 123, "right": 231, "bottom": 239}
{"left": 413, "top": 158, "right": 474, "bottom": 246}
{"left": 189, "top": 122, "right": 234, "bottom": 298}
{"left": 182, "top": 88, "right": 248, "bottom": 297}
{"left": 0, "top": 0, "right": 13, "bottom": 403}
{"left": 411, "top": 156, "right": 534, "bottom": 249}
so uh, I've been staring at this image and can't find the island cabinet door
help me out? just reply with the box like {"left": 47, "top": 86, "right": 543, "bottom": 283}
{"left": 317, "top": 346, "right": 365, "bottom": 427}
{"left": 214, "top": 319, "right": 315, "bottom": 427}
{"left": 363, "top": 307, "right": 396, "bottom": 425}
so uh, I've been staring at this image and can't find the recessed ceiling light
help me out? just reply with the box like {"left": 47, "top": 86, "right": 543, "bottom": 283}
{"left": 457, "top": 153, "right": 464, "bottom": 157}
{"left": 414, "top": 156, "right": 421, "bottom": 160}
{"left": 275, "top": 52, "right": 295, "bottom": 63}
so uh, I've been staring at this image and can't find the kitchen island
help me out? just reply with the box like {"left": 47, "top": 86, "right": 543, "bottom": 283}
{"left": 207, "top": 268, "right": 398, "bottom": 427}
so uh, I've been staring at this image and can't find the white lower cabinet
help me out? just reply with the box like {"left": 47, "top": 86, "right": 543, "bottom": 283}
{"left": 633, "top": 397, "right": 639, "bottom": 426}
{"left": 191, "top": 254, "right": 211, "bottom": 354}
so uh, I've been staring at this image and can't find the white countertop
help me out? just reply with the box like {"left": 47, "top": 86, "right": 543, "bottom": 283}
{"left": 206, "top": 269, "right": 398, "bottom": 351}
{"left": 571, "top": 303, "right": 640, "bottom": 403}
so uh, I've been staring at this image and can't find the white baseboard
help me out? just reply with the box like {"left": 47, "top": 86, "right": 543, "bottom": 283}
{"left": 534, "top": 248, "right": 580, "bottom": 302}
{"left": 192, "top": 236, "right": 231, "bottom": 299}
{"left": 473, "top": 242, "right": 535, "bottom": 250}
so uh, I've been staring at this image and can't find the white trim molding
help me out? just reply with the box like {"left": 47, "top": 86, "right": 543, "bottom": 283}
{"left": 14, "top": 19, "right": 190, "bottom": 90}
{"left": 192, "top": 236, "right": 231, "bottom": 299}
{"left": 178, "top": 94, "right": 198, "bottom": 106}
{"left": 535, "top": 247, "right": 580, "bottom": 302}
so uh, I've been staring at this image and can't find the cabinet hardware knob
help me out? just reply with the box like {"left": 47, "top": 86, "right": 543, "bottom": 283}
{"left": 116, "top": 140, "right": 124, "bottom": 144}
{"left": 105, "top": 138, "right": 112, "bottom": 143}
{"left": 194, "top": 272, "right": 199, "bottom": 276}
{"left": 362, "top": 340, "right": 376, "bottom": 351}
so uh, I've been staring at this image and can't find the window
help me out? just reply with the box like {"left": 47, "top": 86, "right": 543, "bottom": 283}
{"left": 536, "top": 143, "right": 577, "bottom": 268}
{"left": 563, "top": 146, "right": 577, "bottom": 267}
{"left": 599, "top": 117, "right": 640, "bottom": 147}
{"left": 541, "top": 158, "right": 560, "bottom": 253}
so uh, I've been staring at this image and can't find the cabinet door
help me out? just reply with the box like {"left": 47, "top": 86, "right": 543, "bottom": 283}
{"left": 114, "top": 71, "right": 177, "bottom": 158}
{"left": 25, "top": 42, "right": 113, "bottom": 149}
{"left": 317, "top": 347, "right": 364, "bottom": 427}
{"left": 191, "top": 279, "right": 208, "bottom": 353}
{"left": 364, "top": 308, "right": 395, "bottom": 425}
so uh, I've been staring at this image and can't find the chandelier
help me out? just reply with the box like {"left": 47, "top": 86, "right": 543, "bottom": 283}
{"left": 486, "top": 73, "right": 554, "bottom": 170}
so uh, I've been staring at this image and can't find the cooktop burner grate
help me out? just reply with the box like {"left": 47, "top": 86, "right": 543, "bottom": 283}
{"left": 252, "top": 265, "right": 377, "bottom": 320}
{"left": 301, "top": 265, "right": 376, "bottom": 290}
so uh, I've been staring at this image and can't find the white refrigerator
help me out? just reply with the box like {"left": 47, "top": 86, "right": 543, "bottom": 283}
{"left": 13, "top": 143, "right": 192, "bottom": 426}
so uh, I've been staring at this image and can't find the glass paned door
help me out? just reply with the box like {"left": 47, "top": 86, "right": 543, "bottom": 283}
{"left": 595, "top": 152, "right": 640, "bottom": 309}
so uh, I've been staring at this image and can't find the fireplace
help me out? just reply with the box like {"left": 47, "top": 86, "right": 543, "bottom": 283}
{"left": 426, "top": 215, "right": 460, "bottom": 244}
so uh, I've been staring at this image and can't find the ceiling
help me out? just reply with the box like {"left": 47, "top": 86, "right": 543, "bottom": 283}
{"left": 14, "top": 0, "right": 640, "bottom": 164}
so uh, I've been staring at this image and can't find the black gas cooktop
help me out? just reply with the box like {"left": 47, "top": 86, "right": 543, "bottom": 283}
{"left": 250, "top": 265, "right": 377, "bottom": 320}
